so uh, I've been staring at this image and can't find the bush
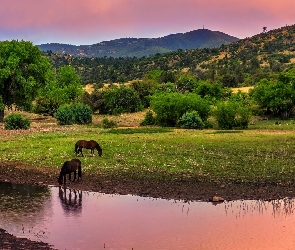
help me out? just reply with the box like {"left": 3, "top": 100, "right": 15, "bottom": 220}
{"left": 140, "top": 110, "right": 156, "bottom": 126}
{"left": 179, "top": 111, "right": 204, "bottom": 129}
{"left": 101, "top": 117, "right": 117, "bottom": 128}
{"left": 71, "top": 103, "right": 93, "bottom": 124}
{"left": 214, "top": 100, "right": 251, "bottom": 129}
{"left": 4, "top": 113, "right": 30, "bottom": 130}
{"left": 102, "top": 86, "right": 143, "bottom": 115}
{"left": 150, "top": 92, "right": 211, "bottom": 127}
{"left": 33, "top": 96, "right": 60, "bottom": 117}
{"left": 55, "top": 105, "right": 74, "bottom": 125}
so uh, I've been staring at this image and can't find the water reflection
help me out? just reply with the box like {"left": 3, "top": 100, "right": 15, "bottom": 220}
{"left": 0, "top": 182, "right": 51, "bottom": 241}
{"left": 1, "top": 182, "right": 295, "bottom": 250}
{"left": 58, "top": 187, "right": 82, "bottom": 214}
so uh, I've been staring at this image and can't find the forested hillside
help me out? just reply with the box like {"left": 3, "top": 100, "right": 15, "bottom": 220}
{"left": 38, "top": 28, "right": 238, "bottom": 58}
{"left": 47, "top": 24, "right": 295, "bottom": 87}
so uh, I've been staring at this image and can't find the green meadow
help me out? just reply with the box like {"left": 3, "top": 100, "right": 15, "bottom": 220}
{"left": 1, "top": 119, "right": 295, "bottom": 185}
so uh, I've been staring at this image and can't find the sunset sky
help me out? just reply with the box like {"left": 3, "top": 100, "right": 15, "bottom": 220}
{"left": 0, "top": 0, "right": 294, "bottom": 45}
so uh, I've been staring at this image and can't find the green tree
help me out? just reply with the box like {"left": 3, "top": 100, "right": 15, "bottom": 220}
{"left": 102, "top": 86, "right": 143, "bottom": 115}
{"left": 251, "top": 71, "right": 295, "bottom": 118}
{"left": 34, "top": 65, "right": 83, "bottom": 116}
{"left": 0, "top": 40, "right": 54, "bottom": 121}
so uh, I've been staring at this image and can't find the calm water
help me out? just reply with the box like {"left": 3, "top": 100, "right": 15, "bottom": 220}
{"left": 1, "top": 182, "right": 295, "bottom": 250}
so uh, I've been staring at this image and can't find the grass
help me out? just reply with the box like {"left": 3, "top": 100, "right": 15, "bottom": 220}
{"left": 1, "top": 115, "right": 295, "bottom": 185}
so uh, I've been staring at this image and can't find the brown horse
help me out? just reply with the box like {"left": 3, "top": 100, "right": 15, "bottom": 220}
{"left": 75, "top": 140, "right": 102, "bottom": 157}
{"left": 58, "top": 159, "right": 82, "bottom": 185}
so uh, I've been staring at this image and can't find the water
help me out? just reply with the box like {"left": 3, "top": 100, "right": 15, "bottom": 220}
{"left": 1, "top": 182, "right": 295, "bottom": 250}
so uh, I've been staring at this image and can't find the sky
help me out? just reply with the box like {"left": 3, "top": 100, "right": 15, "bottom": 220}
{"left": 0, "top": 0, "right": 294, "bottom": 46}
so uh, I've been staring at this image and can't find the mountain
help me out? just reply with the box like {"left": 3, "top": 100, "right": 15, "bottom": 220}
{"left": 47, "top": 24, "right": 295, "bottom": 86}
{"left": 37, "top": 29, "right": 239, "bottom": 58}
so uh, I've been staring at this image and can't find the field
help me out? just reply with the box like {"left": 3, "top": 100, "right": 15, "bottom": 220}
{"left": 1, "top": 110, "right": 295, "bottom": 203}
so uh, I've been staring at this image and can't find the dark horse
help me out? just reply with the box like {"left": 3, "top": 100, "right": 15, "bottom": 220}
{"left": 75, "top": 140, "right": 102, "bottom": 157}
{"left": 58, "top": 159, "right": 82, "bottom": 185}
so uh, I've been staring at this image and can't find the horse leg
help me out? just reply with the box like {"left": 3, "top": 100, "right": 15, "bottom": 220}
{"left": 68, "top": 172, "right": 72, "bottom": 183}
{"left": 73, "top": 170, "right": 77, "bottom": 182}
{"left": 63, "top": 174, "right": 66, "bottom": 185}
{"left": 79, "top": 148, "right": 84, "bottom": 157}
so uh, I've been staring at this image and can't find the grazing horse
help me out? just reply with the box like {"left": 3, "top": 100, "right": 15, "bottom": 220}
{"left": 58, "top": 159, "right": 82, "bottom": 185}
{"left": 75, "top": 140, "right": 102, "bottom": 157}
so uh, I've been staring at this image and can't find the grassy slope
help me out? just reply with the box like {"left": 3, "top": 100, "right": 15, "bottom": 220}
{"left": 1, "top": 112, "right": 295, "bottom": 185}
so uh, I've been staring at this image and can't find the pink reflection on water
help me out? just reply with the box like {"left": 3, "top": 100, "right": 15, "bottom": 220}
{"left": 1, "top": 185, "right": 295, "bottom": 249}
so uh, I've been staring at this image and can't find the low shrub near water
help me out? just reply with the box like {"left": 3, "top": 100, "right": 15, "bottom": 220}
{"left": 4, "top": 113, "right": 30, "bottom": 130}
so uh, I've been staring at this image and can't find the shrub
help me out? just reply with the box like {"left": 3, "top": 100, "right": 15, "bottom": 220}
{"left": 140, "top": 110, "right": 156, "bottom": 126}
{"left": 214, "top": 100, "right": 251, "bottom": 129}
{"left": 179, "top": 111, "right": 204, "bottom": 129}
{"left": 55, "top": 105, "right": 74, "bottom": 125}
{"left": 71, "top": 103, "right": 93, "bottom": 124}
{"left": 102, "top": 86, "right": 143, "bottom": 115}
{"left": 33, "top": 96, "right": 60, "bottom": 117}
{"left": 150, "top": 92, "right": 211, "bottom": 127}
{"left": 101, "top": 117, "right": 117, "bottom": 128}
{"left": 4, "top": 113, "right": 30, "bottom": 130}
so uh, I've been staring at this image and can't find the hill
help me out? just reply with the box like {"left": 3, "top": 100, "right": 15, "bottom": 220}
{"left": 47, "top": 24, "right": 295, "bottom": 87}
{"left": 37, "top": 29, "right": 239, "bottom": 58}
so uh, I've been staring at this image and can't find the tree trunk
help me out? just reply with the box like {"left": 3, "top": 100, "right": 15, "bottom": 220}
{"left": 0, "top": 109, "right": 4, "bottom": 122}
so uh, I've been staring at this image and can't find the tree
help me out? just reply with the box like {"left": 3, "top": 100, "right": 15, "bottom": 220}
{"left": 0, "top": 40, "right": 54, "bottom": 121}
{"left": 251, "top": 71, "right": 295, "bottom": 118}
{"left": 34, "top": 65, "right": 83, "bottom": 116}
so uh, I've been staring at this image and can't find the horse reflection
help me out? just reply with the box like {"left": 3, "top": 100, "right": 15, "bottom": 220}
{"left": 58, "top": 187, "right": 82, "bottom": 213}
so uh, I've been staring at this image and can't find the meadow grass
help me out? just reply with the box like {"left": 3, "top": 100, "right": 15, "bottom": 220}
{"left": 1, "top": 123, "right": 295, "bottom": 185}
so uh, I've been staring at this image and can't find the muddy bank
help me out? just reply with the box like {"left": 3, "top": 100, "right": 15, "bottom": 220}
{"left": 0, "top": 228, "right": 56, "bottom": 250}
{"left": 1, "top": 162, "right": 295, "bottom": 202}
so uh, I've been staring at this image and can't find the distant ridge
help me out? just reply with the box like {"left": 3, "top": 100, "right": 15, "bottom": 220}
{"left": 37, "top": 29, "right": 239, "bottom": 58}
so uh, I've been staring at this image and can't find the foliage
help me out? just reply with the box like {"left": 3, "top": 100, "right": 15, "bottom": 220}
{"left": 140, "top": 110, "right": 156, "bottom": 126}
{"left": 55, "top": 103, "right": 92, "bottom": 125}
{"left": 175, "top": 73, "right": 198, "bottom": 93}
{"left": 130, "top": 80, "right": 159, "bottom": 108}
{"left": 194, "top": 81, "right": 224, "bottom": 102}
{"left": 250, "top": 71, "right": 295, "bottom": 118}
{"left": 71, "top": 103, "right": 93, "bottom": 124}
{"left": 102, "top": 86, "right": 143, "bottom": 115}
{"left": 4, "top": 113, "right": 30, "bottom": 130}
{"left": 101, "top": 117, "right": 118, "bottom": 129}
{"left": 55, "top": 105, "right": 74, "bottom": 125}
{"left": 150, "top": 92, "right": 211, "bottom": 127}
{"left": 214, "top": 100, "right": 252, "bottom": 129}
{"left": 0, "top": 40, "right": 54, "bottom": 120}
{"left": 179, "top": 111, "right": 204, "bottom": 129}
{"left": 80, "top": 90, "right": 107, "bottom": 113}
{"left": 35, "top": 65, "right": 83, "bottom": 116}
{"left": 33, "top": 96, "right": 60, "bottom": 117}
